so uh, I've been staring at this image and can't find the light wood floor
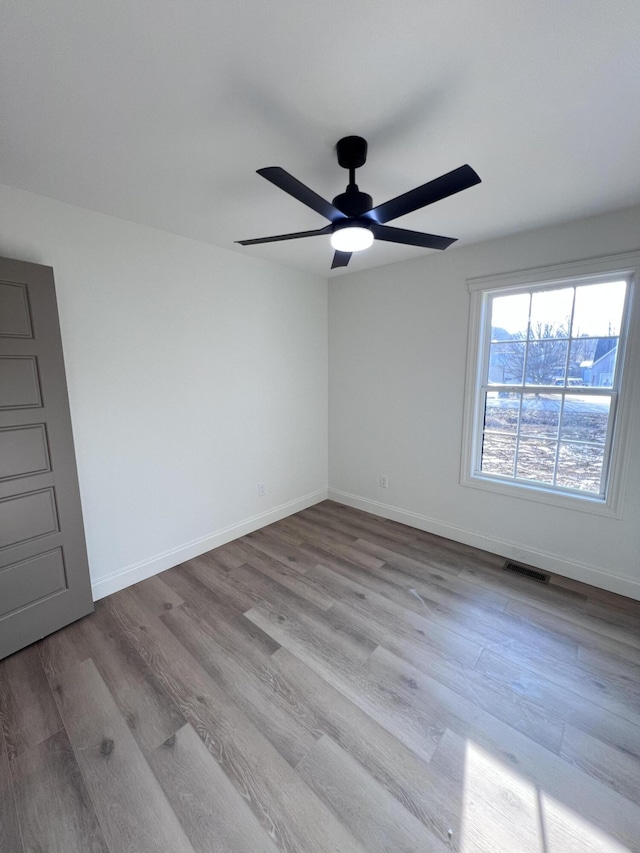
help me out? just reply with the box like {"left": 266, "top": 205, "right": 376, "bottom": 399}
{"left": 2, "top": 501, "right": 640, "bottom": 852}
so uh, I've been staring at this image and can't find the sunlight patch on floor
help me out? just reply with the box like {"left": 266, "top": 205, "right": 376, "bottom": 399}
{"left": 460, "top": 740, "right": 629, "bottom": 853}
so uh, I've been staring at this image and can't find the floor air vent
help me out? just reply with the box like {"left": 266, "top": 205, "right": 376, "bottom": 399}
{"left": 503, "top": 561, "right": 550, "bottom": 584}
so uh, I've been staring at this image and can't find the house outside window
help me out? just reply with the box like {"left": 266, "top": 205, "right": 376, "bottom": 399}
{"left": 461, "top": 253, "right": 640, "bottom": 515}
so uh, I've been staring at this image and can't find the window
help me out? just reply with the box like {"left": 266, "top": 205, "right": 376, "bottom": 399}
{"left": 462, "top": 254, "right": 639, "bottom": 513}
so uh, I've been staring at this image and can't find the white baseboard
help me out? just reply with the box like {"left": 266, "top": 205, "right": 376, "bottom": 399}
{"left": 328, "top": 488, "right": 640, "bottom": 601}
{"left": 91, "top": 488, "right": 329, "bottom": 600}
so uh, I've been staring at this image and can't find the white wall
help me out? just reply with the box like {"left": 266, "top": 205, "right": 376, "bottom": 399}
{"left": 329, "top": 205, "right": 640, "bottom": 599}
{"left": 0, "top": 185, "right": 328, "bottom": 598}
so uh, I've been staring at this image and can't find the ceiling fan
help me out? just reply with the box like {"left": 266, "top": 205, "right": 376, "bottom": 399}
{"left": 237, "top": 136, "right": 481, "bottom": 269}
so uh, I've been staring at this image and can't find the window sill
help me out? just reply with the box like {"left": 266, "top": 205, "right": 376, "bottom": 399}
{"left": 460, "top": 470, "right": 622, "bottom": 518}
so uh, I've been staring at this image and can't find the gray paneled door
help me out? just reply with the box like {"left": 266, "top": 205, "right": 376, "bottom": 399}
{"left": 0, "top": 256, "right": 93, "bottom": 659}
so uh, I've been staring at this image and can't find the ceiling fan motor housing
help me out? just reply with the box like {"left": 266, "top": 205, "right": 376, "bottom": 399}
{"left": 332, "top": 185, "right": 373, "bottom": 217}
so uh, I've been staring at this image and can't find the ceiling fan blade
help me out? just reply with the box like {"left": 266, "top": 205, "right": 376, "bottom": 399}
{"left": 258, "top": 167, "right": 346, "bottom": 223}
{"left": 237, "top": 225, "right": 332, "bottom": 246}
{"left": 372, "top": 224, "right": 457, "bottom": 250}
{"left": 369, "top": 164, "right": 481, "bottom": 224}
{"left": 331, "top": 251, "right": 352, "bottom": 269}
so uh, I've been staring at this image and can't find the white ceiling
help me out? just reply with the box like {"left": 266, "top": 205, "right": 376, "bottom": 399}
{"left": 2, "top": 1, "right": 640, "bottom": 277}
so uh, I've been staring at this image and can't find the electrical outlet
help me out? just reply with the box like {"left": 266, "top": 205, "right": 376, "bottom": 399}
{"left": 257, "top": 482, "right": 266, "bottom": 497}
{"left": 380, "top": 474, "right": 389, "bottom": 488}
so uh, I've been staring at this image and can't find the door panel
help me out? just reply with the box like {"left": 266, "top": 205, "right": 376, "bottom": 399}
{"left": 0, "top": 280, "right": 32, "bottom": 337}
{"left": 0, "top": 356, "right": 42, "bottom": 408}
{"left": 0, "top": 488, "right": 59, "bottom": 550}
{"left": 0, "top": 425, "right": 50, "bottom": 481}
{"left": 0, "top": 549, "right": 67, "bottom": 619}
{"left": 0, "top": 256, "right": 93, "bottom": 659}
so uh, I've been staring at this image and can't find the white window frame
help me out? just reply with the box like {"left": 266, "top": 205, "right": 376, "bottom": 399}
{"left": 461, "top": 252, "right": 640, "bottom": 517}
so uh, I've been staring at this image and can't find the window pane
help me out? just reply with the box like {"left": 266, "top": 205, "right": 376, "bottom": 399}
{"left": 483, "top": 392, "right": 520, "bottom": 433}
{"left": 556, "top": 443, "right": 605, "bottom": 493}
{"left": 560, "top": 396, "right": 610, "bottom": 443}
{"left": 481, "top": 433, "right": 516, "bottom": 476}
{"left": 520, "top": 394, "right": 560, "bottom": 438}
{"left": 572, "top": 281, "right": 626, "bottom": 337}
{"left": 529, "top": 288, "right": 573, "bottom": 339}
{"left": 524, "top": 339, "right": 568, "bottom": 385}
{"left": 491, "top": 293, "right": 530, "bottom": 340}
{"left": 515, "top": 438, "right": 556, "bottom": 483}
{"left": 488, "top": 342, "right": 525, "bottom": 385}
{"left": 571, "top": 337, "right": 618, "bottom": 388}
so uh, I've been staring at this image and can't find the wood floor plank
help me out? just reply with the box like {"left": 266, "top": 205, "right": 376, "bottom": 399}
{"left": 366, "top": 646, "right": 640, "bottom": 851}
{"left": 107, "top": 586, "right": 368, "bottom": 853}
{"left": 51, "top": 658, "right": 195, "bottom": 853}
{"left": 37, "top": 612, "right": 93, "bottom": 679}
{"left": 249, "top": 609, "right": 445, "bottom": 764}
{"left": 297, "top": 734, "right": 449, "bottom": 852}
{"left": 313, "top": 505, "right": 500, "bottom": 576}
{"left": 430, "top": 597, "right": 579, "bottom": 663}
{"left": 271, "top": 648, "right": 462, "bottom": 847}
{"left": 78, "top": 602, "right": 186, "bottom": 754}
{"left": 475, "top": 648, "right": 640, "bottom": 761}
{"left": 308, "top": 556, "right": 578, "bottom": 667}
{"left": 430, "top": 726, "right": 631, "bottom": 853}
{"left": 538, "top": 791, "right": 630, "bottom": 853}
{"left": 560, "top": 723, "right": 640, "bottom": 806}
{"left": 303, "top": 504, "right": 441, "bottom": 555}
{"left": 230, "top": 544, "right": 339, "bottom": 610}
{"left": 298, "top": 541, "right": 436, "bottom": 610}
{"left": 148, "top": 723, "right": 281, "bottom": 853}
{"left": 110, "top": 574, "right": 184, "bottom": 617}
{"left": 577, "top": 640, "right": 640, "bottom": 680}
{"left": 160, "top": 565, "right": 281, "bottom": 662}
{"left": 322, "top": 604, "right": 566, "bottom": 752}
{"left": 301, "top": 543, "right": 514, "bottom": 641}
{"left": 192, "top": 543, "right": 246, "bottom": 571}
{"left": 305, "top": 503, "right": 423, "bottom": 546}
{"left": 430, "top": 727, "right": 630, "bottom": 853}
{"left": 460, "top": 558, "right": 588, "bottom": 604}
{"left": 0, "top": 730, "right": 23, "bottom": 853}
{"left": 317, "top": 502, "right": 504, "bottom": 572}
{"left": 8, "top": 500, "right": 640, "bottom": 853}
{"left": 461, "top": 563, "right": 640, "bottom": 649}
{"left": 507, "top": 598, "right": 640, "bottom": 667}
{"left": 39, "top": 599, "right": 186, "bottom": 757}
{"left": 476, "top": 640, "right": 640, "bottom": 723}
{"left": 11, "top": 729, "right": 109, "bottom": 853}
{"left": 258, "top": 520, "right": 306, "bottom": 547}
{"left": 552, "top": 571, "right": 640, "bottom": 611}
{"left": 304, "top": 504, "right": 479, "bottom": 575}
{"left": 246, "top": 526, "right": 322, "bottom": 573}
{"left": 0, "top": 643, "right": 63, "bottom": 760}
{"left": 353, "top": 537, "right": 511, "bottom": 609}
{"left": 525, "top": 594, "right": 640, "bottom": 650}
{"left": 280, "top": 512, "right": 359, "bottom": 546}
{"left": 309, "top": 563, "right": 484, "bottom": 667}
{"left": 161, "top": 602, "right": 318, "bottom": 766}
{"left": 234, "top": 564, "right": 378, "bottom": 665}
{"left": 173, "top": 555, "right": 259, "bottom": 612}
{"left": 243, "top": 595, "right": 379, "bottom": 680}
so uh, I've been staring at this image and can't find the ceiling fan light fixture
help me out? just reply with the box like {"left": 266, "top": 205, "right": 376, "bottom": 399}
{"left": 330, "top": 225, "right": 374, "bottom": 253}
